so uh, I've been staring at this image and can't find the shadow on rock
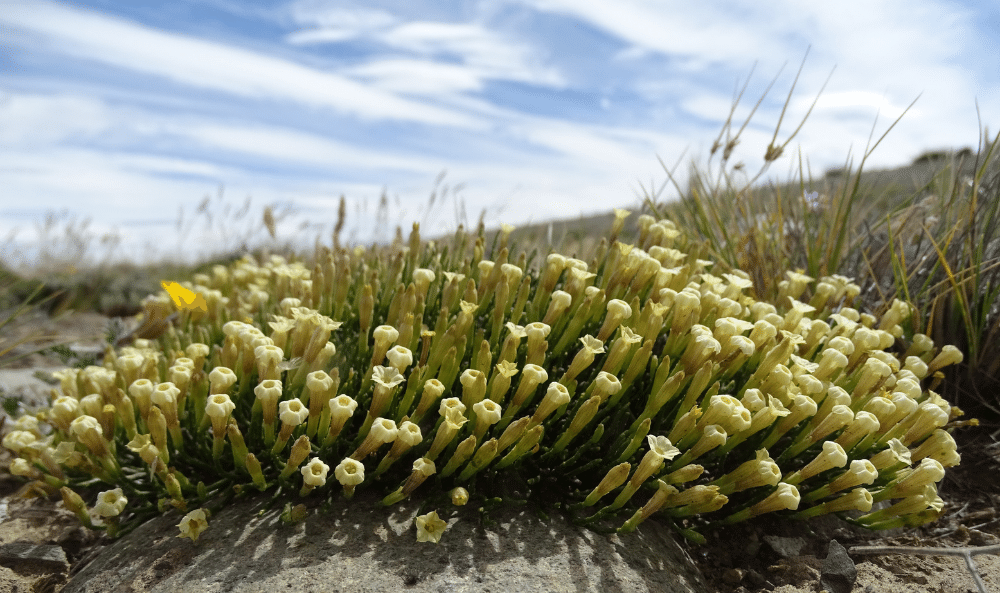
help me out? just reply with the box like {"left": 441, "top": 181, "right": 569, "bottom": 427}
{"left": 64, "top": 489, "right": 708, "bottom": 593}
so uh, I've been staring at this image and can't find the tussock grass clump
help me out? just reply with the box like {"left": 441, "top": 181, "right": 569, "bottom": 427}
{"left": 2, "top": 212, "right": 965, "bottom": 543}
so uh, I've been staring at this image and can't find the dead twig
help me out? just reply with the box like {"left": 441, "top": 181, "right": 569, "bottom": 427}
{"left": 850, "top": 542, "right": 1000, "bottom": 593}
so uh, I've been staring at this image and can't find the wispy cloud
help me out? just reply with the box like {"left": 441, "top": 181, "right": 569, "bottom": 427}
{"left": 4, "top": 0, "right": 479, "bottom": 127}
{"left": 1, "top": 0, "right": 997, "bottom": 265}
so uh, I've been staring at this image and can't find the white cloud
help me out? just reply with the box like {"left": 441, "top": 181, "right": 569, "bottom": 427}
{"left": 286, "top": 5, "right": 397, "bottom": 43}
{"left": 380, "top": 21, "right": 562, "bottom": 87}
{"left": 345, "top": 59, "right": 487, "bottom": 95}
{"left": 0, "top": 93, "right": 112, "bottom": 146}
{"left": 4, "top": 0, "right": 480, "bottom": 128}
{"left": 179, "top": 122, "right": 443, "bottom": 173}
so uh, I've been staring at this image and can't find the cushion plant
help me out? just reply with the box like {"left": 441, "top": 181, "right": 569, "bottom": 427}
{"left": 2, "top": 212, "right": 964, "bottom": 543}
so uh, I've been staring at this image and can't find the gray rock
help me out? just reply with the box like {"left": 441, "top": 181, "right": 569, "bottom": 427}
{"left": 64, "top": 490, "right": 708, "bottom": 593}
{"left": 820, "top": 539, "right": 856, "bottom": 593}
{"left": 0, "top": 543, "right": 69, "bottom": 571}
{"left": 762, "top": 535, "right": 806, "bottom": 559}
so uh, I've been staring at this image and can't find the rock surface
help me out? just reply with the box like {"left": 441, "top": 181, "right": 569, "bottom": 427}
{"left": 64, "top": 491, "right": 708, "bottom": 593}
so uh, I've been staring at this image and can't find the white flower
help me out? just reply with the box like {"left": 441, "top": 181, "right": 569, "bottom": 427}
{"left": 205, "top": 394, "right": 236, "bottom": 419}
{"left": 415, "top": 511, "right": 448, "bottom": 543}
{"left": 335, "top": 458, "right": 365, "bottom": 486}
{"left": 177, "top": 509, "right": 210, "bottom": 542}
{"left": 94, "top": 488, "right": 128, "bottom": 517}
{"left": 301, "top": 458, "right": 331, "bottom": 487}
{"left": 278, "top": 398, "right": 309, "bottom": 426}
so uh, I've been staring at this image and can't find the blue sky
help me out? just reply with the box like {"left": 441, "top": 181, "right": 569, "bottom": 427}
{"left": 2, "top": 0, "right": 998, "bottom": 265}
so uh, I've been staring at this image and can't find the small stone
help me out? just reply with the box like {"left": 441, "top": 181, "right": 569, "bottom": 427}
{"left": 763, "top": 535, "right": 806, "bottom": 558}
{"left": 820, "top": 540, "right": 856, "bottom": 593}
{"left": 722, "top": 567, "right": 744, "bottom": 586}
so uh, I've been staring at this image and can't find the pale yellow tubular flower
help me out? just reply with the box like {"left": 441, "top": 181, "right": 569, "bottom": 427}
{"left": 460, "top": 369, "right": 488, "bottom": 407}
{"left": 9, "top": 458, "right": 38, "bottom": 478}
{"left": 370, "top": 325, "right": 400, "bottom": 366}
{"left": 783, "top": 300, "right": 816, "bottom": 332}
{"left": 415, "top": 511, "right": 448, "bottom": 543}
{"left": 863, "top": 396, "right": 896, "bottom": 427}
{"left": 910, "top": 429, "right": 961, "bottom": 467}
{"left": 900, "top": 402, "right": 950, "bottom": 446}
{"left": 592, "top": 371, "right": 622, "bottom": 405}
{"left": 741, "top": 389, "right": 767, "bottom": 413}
{"left": 69, "top": 415, "right": 109, "bottom": 457}
{"left": 412, "top": 378, "right": 447, "bottom": 422}
{"left": 524, "top": 323, "right": 551, "bottom": 366}
{"left": 601, "top": 327, "right": 642, "bottom": 375}
{"left": 300, "top": 458, "right": 330, "bottom": 487}
{"left": 326, "top": 394, "right": 358, "bottom": 445}
{"left": 875, "top": 458, "right": 946, "bottom": 502}
{"left": 366, "top": 365, "right": 405, "bottom": 424}
{"left": 835, "top": 411, "right": 880, "bottom": 451}
{"left": 333, "top": 457, "right": 365, "bottom": 500}
{"left": 402, "top": 457, "right": 437, "bottom": 496}
{"left": 79, "top": 394, "right": 103, "bottom": 419}
{"left": 351, "top": 417, "right": 398, "bottom": 460}
{"left": 826, "top": 460, "right": 879, "bottom": 495}
{"left": 697, "top": 395, "right": 751, "bottom": 435}
{"left": 208, "top": 367, "right": 238, "bottom": 395}
{"left": 94, "top": 488, "right": 128, "bottom": 517}
{"left": 126, "top": 433, "right": 160, "bottom": 465}
{"left": 254, "top": 379, "right": 283, "bottom": 413}
{"left": 852, "top": 358, "right": 893, "bottom": 400}
{"left": 278, "top": 398, "right": 309, "bottom": 426}
{"left": 902, "top": 356, "right": 929, "bottom": 379}
{"left": 806, "top": 405, "right": 854, "bottom": 444}
{"left": 488, "top": 360, "right": 519, "bottom": 404}
{"left": 686, "top": 425, "right": 727, "bottom": 460}
{"left": 529, "top": 382, "right": 571, "bottom": 428}
{"left": 510, "top": 364, "right": 548, "bottom": 408}
{"left": 633, "top": 435, "right": 680, "bottom": 487}
{"left": 254, "top": 344, "right": 285, "bottom": 381}
{"left": 869, "top": 438, "right": 912, "bottom": 472}
{"left": 129, "top": 378, "right": 155, "bottom": 420}
{"left": 713, "top": 449, "right": 781, "bottom": 494}
{"left": 439, "top": 397, "right": 467, "bottom": 418}
{"left": 49, "top": 396, "right": 81, "bottom": 431}
{"left": 563, "top": 335, "right": 605, "bottom": 382}
{"left": 204, "top": 393, "right": 236, "bottom": 459}
{"left": 784, "top": 441, "right": 848, "bottom": 485}
{"left": 742, "top": 482, "right": 800, "bottom": 520}
{"left": 926, "top": 345, "right": 963, "bottom": 375}
{"left": 598, "top": 299, "right": 633, "bottom": 342}
{"left": 412, "top": 268, "right": 436, "bottom": 297}
{"left": 472, "top": 399, "right": 502, "bottom": 440}
{"left": 797, "top": 488, "right": 874, "bottom": 519}
{"left": 377, "top": 421, "right": 424, "bottom": 473}
{"left": 386, "top": 346, "right": 413, "bottom": 374}
{"left": 177, "top": 509, "right": 209, "bottom": 542}
{"left": 543, "top": 290, "right": 572, "bottom": 326}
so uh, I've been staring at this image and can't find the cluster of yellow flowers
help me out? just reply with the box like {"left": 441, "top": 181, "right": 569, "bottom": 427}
{"left": 2, "top": 211, "right": 965, "bottom": 544}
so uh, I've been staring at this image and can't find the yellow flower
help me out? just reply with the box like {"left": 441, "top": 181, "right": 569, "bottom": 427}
{"left": 94, "top": 488, "right": 128, "bottom": 517}
{"left": 278, "top": 398, "right": 309, "bottom": 426}
{"left": 301, "top": 458, "right": 330, "bottom": 487}
{"left": 177, "top": 509, "right": 210, "bottom": 542}
{"left": 334, "top": 457, "right": 365, "bottom": 486}
{"left": 415, "top": 511, "right": 448, "bottom": 543}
